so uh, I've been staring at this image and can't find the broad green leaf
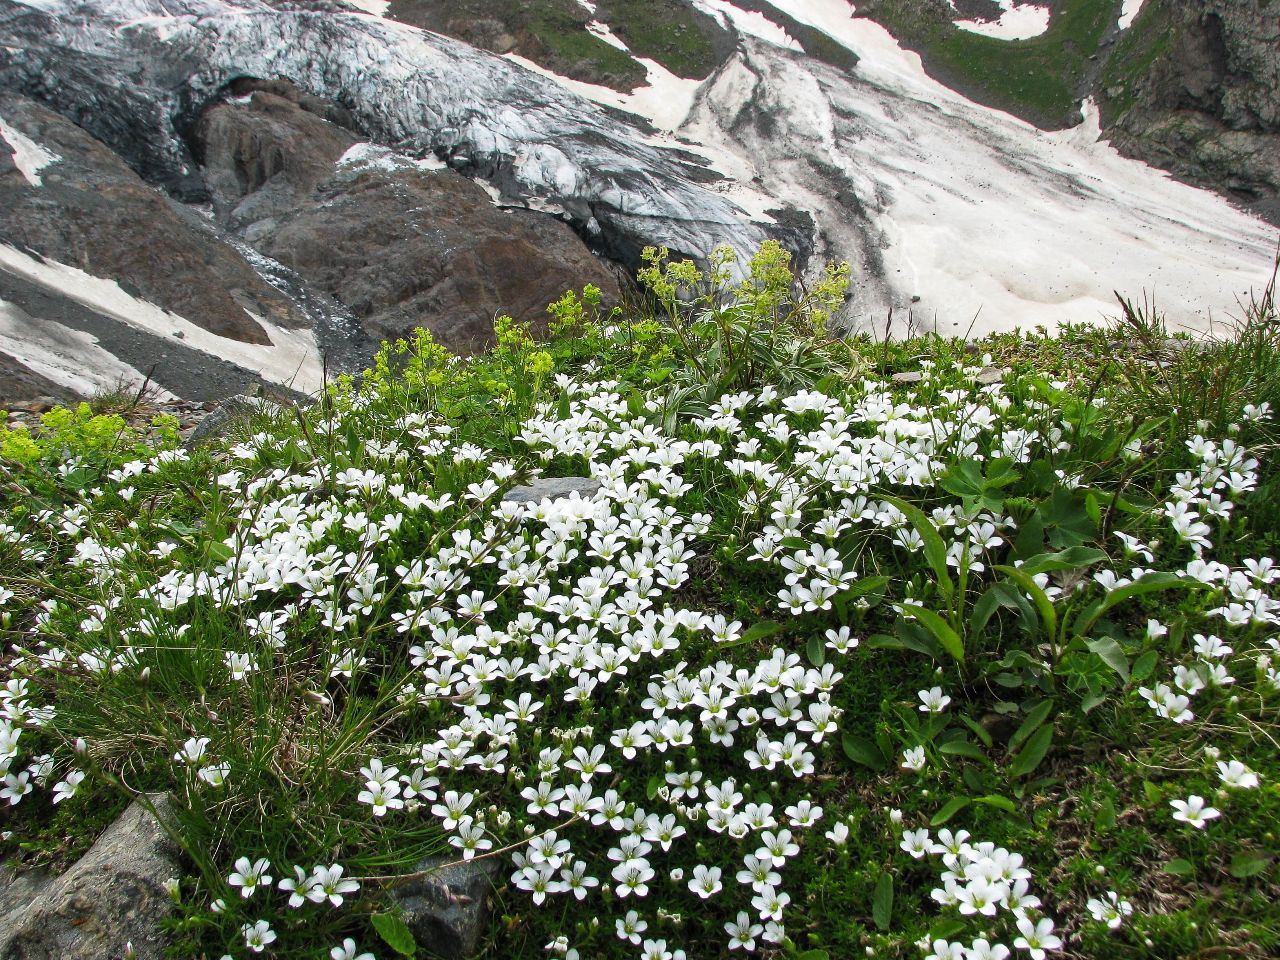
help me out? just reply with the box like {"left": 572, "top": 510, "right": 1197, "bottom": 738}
{"left": 900, "top": 604, "right": 964, "bottom": 663}
{"left": 930, "top": 797, "right": 971, "bottom": 826}
{"left": 721, "top": 621, "right": 783, "bottom": 648}
{"left": 867, "top": 627, "right": 940, "bottom": 660}
{"left": 843, "top": 574, "right": 891, "bottom": 598}
{"left": 1007, "top": 700, "right": 1054, "bottom": 754}
{"left": 805, "top": 634, "right": 826, "bottom": 668}
{"left": 974, "top": 794, "right": 1017, "bottom": 813}
{"left": 1132, "top": 649, "right": 1158, "bottom": 682}
{"left": 1229, "top": 853, "right": 1270, "bottom": 879}
{"left": 1007, "top": 724, "right": 1053, "bottom": 778}
{"left": 939, "top": 741, "right": 987, "bottom": 762}
{"left": 872, "top": 872, "right": 894, "bottom": 931}
{"left": 928, "top": 919, "right": 968, "bottom": 941}
{"left": 842, "top": 733, "right": 888, "bottom": 771}
{"left": 646, "top": 775, "right": 662, "bottom": 800}
{"left": 556, "top": 391, "right": 571, "bottom": 420}
{"left": 1086, "top": 637, "right": 1130, "bottom": 683}
{"left": 371, "top": 913, "right": 416, "bottom": 957}
{"left": 1016, "top": 546, "right": 1109, "bottom": 575}
{"left": 958, "top": 714, "right": 994, "bottom": 749}
{"left": 1164, "top": 858, "right": 1195, "bottom": 876}
{"left": 993, "top": 566, "right": 1056, "bottom": 642}
{"left": 879, "top": 494, "right": 954, "bottom": 601}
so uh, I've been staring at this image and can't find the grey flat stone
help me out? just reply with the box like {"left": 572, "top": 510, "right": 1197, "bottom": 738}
{"left": 0, "top": 795, "right": 179, "bottom": 960}
{"left": 392, "top": 855, "right": 503, "bottom": 960}
{"left": 502, "top": 476, "right": 602, "bottom": 504}
{"left": 975, "top": 366, "right": 1008, "bottom": 385}
{"left": 891, "top": 370, "right": 926, "bottom": 384}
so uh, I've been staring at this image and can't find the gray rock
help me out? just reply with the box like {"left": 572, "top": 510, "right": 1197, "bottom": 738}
{"left": 502, "top": 476, "right": 602, "bottom": 504}
{"left": 890, "top": 370, "right": 926, "bottom": 384}
{"left": 391, "top": 855, "right": 502, "bottom": 960}
{"left": 975, "top": 366, "right": 1006, "bottom": 385}
{"left": 0, "top": 795, "right": 179, "bottom": 960}
{"left": 183, "top": 382, "right": 300, "bottom": 448}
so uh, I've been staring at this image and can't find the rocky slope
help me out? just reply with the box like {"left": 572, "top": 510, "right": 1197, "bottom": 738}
{"left": 1101, "top": 0, "right": 1280, "bottom": 223}
{"left": 0, "top": 0, "right": 1276, "bottom": 406}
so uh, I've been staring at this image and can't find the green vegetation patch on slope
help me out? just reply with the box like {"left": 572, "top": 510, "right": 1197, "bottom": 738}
{"left": 856, "top": 0, "right": 1122, "bottom": 129}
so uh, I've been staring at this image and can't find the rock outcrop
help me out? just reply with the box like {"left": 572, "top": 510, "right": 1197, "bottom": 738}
{"left": 1102, "top": 0, "right": 1280, "bottom": 223}
{"left": 188, "top": 84, "right": 625, "bottom": 351}
{"left": 0, "top": 93, "right": 303, "bottom": 343}
{"left": 0, "top": 796, "right": 180, "bottom": 960}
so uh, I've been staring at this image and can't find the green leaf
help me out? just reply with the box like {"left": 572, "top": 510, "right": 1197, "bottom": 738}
{"left": 993, "top": 565, "right": 1056, "bottom": 642}
{"left": 646, "top": 775, "right": 662, "bottom": 801}
{"left": 939, "top": 740, "right": 987, "bottom": 762}
{"left": 1230, "top": 853, "right": 1270, "bottom": 879}
{"left": 1074, "top": 573, "right": 1205, "bottom": 637}
{"left": 806, "top": 634, "right": 826, "bottom": 668}
{"left": 1016, "top": 546, "right": 1109, "bottom": 575}
{"left": 371, "top": 913, "right": 417, "bottom": 957}
{"left": 1007, "top": 700, "right": 1054, "bottom": 753}
{"left": 928, "top": 919, "right": 968, "bottom": 941}
{"left": 872, "top": 872, "right": 894, "bottom": 931}
{"left": 556, "top": 391, "right": 571, "bottom": 420}
{"left": 1132, "top": 650, "right": 1158, "bottom": 682}
{"left": 900, "top": 604, "right": 964, "bottom": 663}
{"left": 1093, "top": 796, "right": 1116, "bottom": 832}
{"left": 974, "top": 794, "right": 1017, "bottom": 813}
{"left": 1007, "top": 724, "right": 1053, "bottom": 778}
{"left": 1164, "top": 858, "right": 1195, "bottom": 876}
{"left": 958, "top": 714, "right": 994, "bottom": 749}
{"left": 867, "top": 628, "right": 940, "bottom": 660}
{"left": 930, "top": 797, "right": 971, "bottom": 826}
{"left": 842, "top": 733, "right": 888, "bottom": 771}
{"left": 879, "top": 494, "right": 954, "bottom": 601}
{"left": 843, "top": 574, "right": 892, "bottom": 598}
{"left": 1086, "top": 637, "right": 1130, "bottom": 683}
{"left": 720, "top": 621, "right": 783, "bottom": 648}
{"left": 796, "top": 952, "right": 831, "bottom": 960}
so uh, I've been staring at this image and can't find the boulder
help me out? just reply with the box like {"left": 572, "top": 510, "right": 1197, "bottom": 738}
{"left": 0, "top": 795, "right": 180, "bottom": 960}
{"left": 251, "top": 158, "right": 625, "bottom": 353}
{"left": 391, "top": 855, "right": 502, "bottom": 960}
{"left": 503, "top": 476, "right": 602, "bottom": 503}
{"left": 191, "top": 86, "right": 360, "bottom": 229}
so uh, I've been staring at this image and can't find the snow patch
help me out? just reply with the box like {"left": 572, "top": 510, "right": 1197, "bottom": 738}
{"left": 0, "top": 246, "right": 324, "bottom": 393}
{"left": 0, "top": 116, "right": 60, "bottom": 186}
{"left": 1118, "top": 0, "right": 1147, "bottom": 30}
{"left": 690, "top": 0, "right": 801, "bottom": 50}
{"left": 337, "top": 141, "right": 448, "bottom": 173}
{"left": 956, "top": 2, "right": 1051, "bottom": 41}
{"left": 344, "top": 0, "right": 389, "bottom": 17}
{"left": 0, "top": 298, "right": 173, "bottom": 400}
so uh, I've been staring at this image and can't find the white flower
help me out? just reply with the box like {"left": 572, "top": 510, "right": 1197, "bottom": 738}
{"left": 688, "top": 864, "right": 723, "bottom": 899}
{"left": 1170, "top": 795, "right": 1220, "bottom": 829}
{"left": 901, "top": 746, "right": 927, "bottom": 771}
{"left": 725, "top": 910, "right": 762, "bottom": 951}
{"left": 241, "top": 919, "right": 276, "bottom": 953}
{"left": 1217, "top": 760, "right": 1260, "bottom": 789}
{"left": 1086, "top": 891, "right": 1133, "bottom": 929}
{"left": 51, "top": 769, "right": 85, "bottom": 804}
{"left": 330, "top": 939, "right": 375, "bottom": 960}
{"left": 918, "top": 686, "right": 951, "bottom": 713}
{"left": 1012, "top": 916, "right": 1061, "bottom": 959}
{"left": 228, "top": 857, "right": 273, "bottom": 898}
